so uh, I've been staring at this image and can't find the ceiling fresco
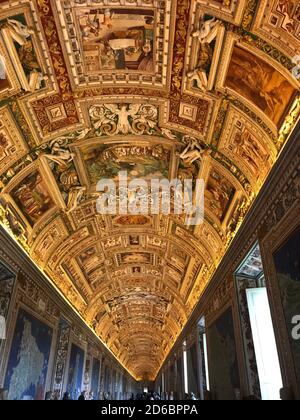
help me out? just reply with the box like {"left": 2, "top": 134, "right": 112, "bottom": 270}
{"left": 0, "top": 0, "right": 299, "bottom": 381}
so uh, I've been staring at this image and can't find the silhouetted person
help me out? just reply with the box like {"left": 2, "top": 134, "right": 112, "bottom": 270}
{"left": 78, "top": 391, "right": 86, "bottom": 400}
{"left": 242, "top": 395, "right": 261, "bottom": 400}
{"left": 204, "top": 390, "right": 212, "bottom": 401}
{"left": 0, "top": 389, "right": 8, "bottom": 401}
{"left": 45, "top": 391, "right": 53, "bottom": 400}
{"left": 62, "top": 392, "right": 71, "bottom": 400}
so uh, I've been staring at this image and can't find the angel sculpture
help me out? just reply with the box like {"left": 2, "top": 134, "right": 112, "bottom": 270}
{"left": 0, "top": 54, "right": 6, "bottom": 81}
{"left": 90, "top": 104, "right": 158, "bottom": 135}
{"left": 180, "top": 137, "right": 208, "bottom": 165}
{"left": 187, "top": 68, "right": 208, "bottom": 90}
{"left": 6, "top": 19, "right": 34, "bottom": 43}
{"left": 54, "top": 129, "right": 91, "bottom": 144}
{"left": 66, "top": 186, "right": 86, "bottom": 213}
{"left": 42, "top": 141, "right": 75, "bottom": 167}
{"left": 160, "top": 128, "right": 177, "bottom": 140}
{"left": 5, "top": 19, "right": 47, "bottom": 91}
{"left": 113, "top": 104, "right": 140, "bottom": 134}
{"left": 192, "top": 17, "right": 220, "bottom": 44}
{"left": 90, "top": 104, "right": 138, "bottom": 134}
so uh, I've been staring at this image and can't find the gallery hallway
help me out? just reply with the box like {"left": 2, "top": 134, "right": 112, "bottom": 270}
{"left": 0, "top": 0, "right": 299, "bottom": 401}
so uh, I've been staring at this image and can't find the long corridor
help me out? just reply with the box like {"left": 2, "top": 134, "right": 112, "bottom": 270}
{"left": 0, "top": 0, "right": 299, "bottom": 401}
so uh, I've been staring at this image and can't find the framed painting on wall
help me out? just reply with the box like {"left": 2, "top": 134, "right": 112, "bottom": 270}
{"left": 67, "top": 343, "right": 85, "bottom": 400}
{"left": 4, "top": 308, "right": 53, "bottom": 400}
{"left": 207, "top": 306, "right": 240, "bottom": 400}
{"left": 260, "top": 204, "right": 300, "bottom": 399}
{"left": 90, "top": 358, "right": 101, "bottom": 400}
{"left": 274, "top": 228, "right": 300, "bottom": 381}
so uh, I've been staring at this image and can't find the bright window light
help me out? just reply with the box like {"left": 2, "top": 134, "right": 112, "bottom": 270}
{"left": 203, "top": 333, "right": 210, "bottom": 391}
{"left": 247, "top": 288, "right": 283, "bottom": 400}
{"left": 183, "top": 340, "right": 189, "bottom": 394}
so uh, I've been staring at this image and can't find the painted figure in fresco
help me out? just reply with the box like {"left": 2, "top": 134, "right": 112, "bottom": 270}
{"left": 226, "top": 47, "right": 295, "bottom": 126}
{"left": 78, "top": 8, "right": 154, "bottom": 72}
{"left": 13, "top": 173, "right": 54, "bottom": 224}
{"left": 85, "top": 143, "right": 169, "bottom": 184}
{"left": 277, "top": 0, "right": 296, "bottom": 16}
{"left": 205, "top": 171, "right": 234, "bottom": 220}
{"left": 81, "top": 11, "right": 102, "bottom": 39}
{"left": 0, "top": 132, "right": 8, "bottom": 158}
{"left": 231, "top": 129, "right": 269, "bottom": 176}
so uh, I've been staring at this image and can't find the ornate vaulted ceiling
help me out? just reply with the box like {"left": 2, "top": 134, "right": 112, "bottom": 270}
{"left": 0, "top": 0, "right": 299, "bottom": 381}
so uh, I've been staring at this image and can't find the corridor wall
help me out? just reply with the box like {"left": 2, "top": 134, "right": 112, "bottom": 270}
{"left": 157, "top": 122, "right": 300, "bottom": 400}
{"left": 0, "top": 227, "right": 137, "bottom": 400}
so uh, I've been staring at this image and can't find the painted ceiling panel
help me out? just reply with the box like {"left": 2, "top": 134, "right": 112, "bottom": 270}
{"left": 0, "top": 0, "right": 299, "bottom": 380}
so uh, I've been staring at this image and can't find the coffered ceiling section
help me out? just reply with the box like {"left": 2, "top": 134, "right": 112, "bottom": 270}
{"left": 0, "top": 0, "right": 299, "bottom": 380}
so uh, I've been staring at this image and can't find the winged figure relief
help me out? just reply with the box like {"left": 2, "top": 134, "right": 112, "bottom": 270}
{"left": 89, "top": 104, "right": 158, "bottom": 135}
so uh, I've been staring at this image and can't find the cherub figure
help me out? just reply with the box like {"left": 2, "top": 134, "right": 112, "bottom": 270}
{"left": 42, "top": 142, "right": 75, "bottom": 167}
{"left": 187, "top": 68, "right": 208, "bottom": 90}
{"left": 0, "top": 54, "right": 6, "bottom": 81}
{"left": 66, "top": 186, "right": 86, "bottom": 213}
{"left": 180, "top": 137, "right": 208, "bottom": 165}
{"left": 192, "top": 17, "right": 220, "bottom": 44}
{"left": 6, "top": 18, "right": 34, "bottom": 43}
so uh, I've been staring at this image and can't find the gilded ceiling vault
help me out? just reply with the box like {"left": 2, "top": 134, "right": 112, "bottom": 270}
{"left": 0, "top": 0, "right": 299, "bottom": 381}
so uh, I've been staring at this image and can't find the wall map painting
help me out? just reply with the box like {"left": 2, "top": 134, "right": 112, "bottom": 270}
{"left": 4, "top": 309, "right": 53, "bottom": 400}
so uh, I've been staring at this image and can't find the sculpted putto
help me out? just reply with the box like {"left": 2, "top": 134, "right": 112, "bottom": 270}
{"left": 4, "top": 19, "right": 47, "bottom": 91}
{"left": 192, "top": 17, "right": 220, "bottom": 44}
{"left": 188, "top": 17, "right": 222, "bottom": 91}
{"left": 180, "top": 136, "right": 211, "bottom": 165}
{"left": 66, "top": 186, "right": 86, "bottom": 213}
{"left": 42, "top": 141, "right": 75, "bottom": 167}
